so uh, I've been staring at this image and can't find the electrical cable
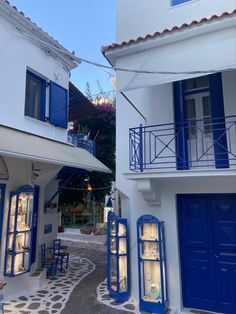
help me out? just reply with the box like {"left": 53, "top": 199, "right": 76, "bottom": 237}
{"left": 60, "top": 186, "right": 111, "bottom": 192}
{"left": 17, "top": 28, "right": 236, "bottom": 76}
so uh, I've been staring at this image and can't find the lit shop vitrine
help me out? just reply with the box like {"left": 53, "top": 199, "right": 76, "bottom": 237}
{"left": 107, "top": 211, "right": 129, "bottom": 302}
{"left": 137, "top": 215, "right": 168, "bottom": 313}
{"left": 5, "top": 185, "right": 34, "bottom": 276}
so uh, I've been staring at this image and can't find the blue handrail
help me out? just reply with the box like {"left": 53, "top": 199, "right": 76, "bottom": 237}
{"left": 68, "top": 134, "right": 96, "bottom": 156}
{"left": 129, "top": 115, "right": 236, "bottom": 171}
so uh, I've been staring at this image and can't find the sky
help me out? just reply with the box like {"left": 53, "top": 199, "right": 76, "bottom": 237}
{"left": 10, "top": 0, "right": 115, "bottom": 96}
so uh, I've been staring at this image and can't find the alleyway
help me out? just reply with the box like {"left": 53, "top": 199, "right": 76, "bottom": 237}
{"left": 4, "top": 242, "right": 135, "bottom": 314}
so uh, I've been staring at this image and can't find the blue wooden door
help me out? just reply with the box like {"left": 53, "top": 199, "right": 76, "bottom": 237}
{"left": 178, "top": 194, "right": 236, "bottom": 313}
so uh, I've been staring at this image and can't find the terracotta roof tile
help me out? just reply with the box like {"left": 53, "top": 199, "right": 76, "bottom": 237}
{"left": 102, "top": 9, "right": 236, "bottom": 52}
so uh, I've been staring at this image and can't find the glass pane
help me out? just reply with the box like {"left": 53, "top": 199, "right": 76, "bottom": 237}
{"left": 25, "top": 75, "right": 42, "bottom": 120}
{"left": 118, "top": 223, "right": 126, "bottom": 236}
{"left": 7, "top": 234, "right": 14, "bottom": 253}
{"left": 202, "top": 96, "right": 211, "bottom": 117}
{"left": 195, "top": 76, "right": 209, "bottom": 89}
{"left": 110, "top": 255, "right": 117, "bottom": 291}
{"left": 110, "top": 236, "right": 116, "bottom": 254}
{"left": 186, "top": 99, "right": 196, "bottom": 120}
{"left": 141, "top": 261, "right": 162, "bottom": 303}
{"left": 10, "top": 195, "right": 17, "bottom": 216}
{"left": 119, "top": 255, "right": 127, "bottom": 291}
{"left": 119, "top": 238, "right": 127, "bottom": 254}
{"left": 140, "top": 223, "right": 158, "bottom": 241}
{"left": 17, "top": 193, "right": 33, "bottom": 231}
{"left": 141, "top": 241, "right": 159, "bottom": 260}
{"left": 6, "top": 255, "right": 12, "bottom": 275}
{"left": 14, "top": 252, "right": 29, "bottom": 275}
{"left": 110, "top": 219, "right": 116, "bottom": 236}
{"left": 184, "top": 76, "right": 209, "bottom": 91}
{"left": 15, "top": 232, "right": 31, "bottom": 252}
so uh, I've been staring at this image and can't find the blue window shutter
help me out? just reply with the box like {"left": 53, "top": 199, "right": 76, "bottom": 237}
{"left": 173, "top": 81, "right": 189, "bottom": 170}
{"left": 209, "top": 73, "right": 229, "bottom": 168}
{"left": 49, "top": 81, "right": 68, "bottom": 128}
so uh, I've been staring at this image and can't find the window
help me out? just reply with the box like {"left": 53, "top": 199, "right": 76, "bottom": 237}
{"left": 171, "top": 0, "right": 192, "bottom": 6}
{"left": 25, "top": 71, "right": 46, "bottom": 121}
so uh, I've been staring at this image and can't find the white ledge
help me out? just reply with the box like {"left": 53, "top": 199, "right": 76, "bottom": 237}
{"left": 124, "top": 167, "right": 236, "bottom": 181}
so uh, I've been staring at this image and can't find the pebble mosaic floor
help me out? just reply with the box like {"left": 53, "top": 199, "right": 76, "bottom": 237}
{"left": 96, "top": 279, "right": 140, "bottom": 314}
{"left": 3, "top": 254, "right": 95, "bottom": 314}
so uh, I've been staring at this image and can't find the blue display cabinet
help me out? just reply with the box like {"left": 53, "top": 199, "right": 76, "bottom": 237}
{"left": 5, "top": 185, "right": 34, "bottom": 276}
{"left": 137, "top": 215, "right": 168, "bottom": 313}
{"left": 107, "top": 211, "right": 129, "bottom": 302}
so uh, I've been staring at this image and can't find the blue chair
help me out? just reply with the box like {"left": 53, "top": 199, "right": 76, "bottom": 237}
{"left": 40, "top": 244, "right": 57, "bottom": 279}
{"left": 52, "top": 239, "right": 69, "bottom": 272}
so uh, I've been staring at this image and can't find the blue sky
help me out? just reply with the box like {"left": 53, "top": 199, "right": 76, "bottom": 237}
{"left": 10, "top": 0, "right": 115, "bottom": 96}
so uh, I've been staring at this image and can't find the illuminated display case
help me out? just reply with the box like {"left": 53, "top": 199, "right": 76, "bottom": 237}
{"left": 5, "top": 185, "right": 34, "bottom": 277}
{"left": 107, "top": 211, "right": 129, "bottom": 302}
{"left": 137, "top": 215, "right": 168, "bottom": 313}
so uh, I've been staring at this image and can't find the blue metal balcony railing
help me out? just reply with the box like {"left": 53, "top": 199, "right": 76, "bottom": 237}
{"left": 68, "top": 134, "right": 96, "bottom": 156}
{"left": 129, "top": 115, "right": 236, "bottom": 172}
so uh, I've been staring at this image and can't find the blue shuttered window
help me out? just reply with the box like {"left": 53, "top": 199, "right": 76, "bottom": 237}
{"left": 49, "top": 81, "right": 68, "bottom": 129}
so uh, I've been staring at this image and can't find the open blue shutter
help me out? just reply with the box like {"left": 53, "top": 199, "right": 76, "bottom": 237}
{"left": 209, "top": 73, "right": 229, "bottom": 168}
{"left": 173, "top": 81, "right": 189, "bottom": 170}
{"left": 49, "top": 81, "right": 68, "bottom": 128}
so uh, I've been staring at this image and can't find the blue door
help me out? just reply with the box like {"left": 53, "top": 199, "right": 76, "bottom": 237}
{"left": 178, "top": 194, "right": 236, "bottom": 313}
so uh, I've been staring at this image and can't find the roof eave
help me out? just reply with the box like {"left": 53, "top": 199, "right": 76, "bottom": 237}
{"left": 103, "top": 12, "right": 236, "bottom": 65}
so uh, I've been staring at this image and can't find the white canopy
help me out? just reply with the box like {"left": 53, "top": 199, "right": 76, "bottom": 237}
{"left": 0, "top": 125, "right": 111, "bottom": 173}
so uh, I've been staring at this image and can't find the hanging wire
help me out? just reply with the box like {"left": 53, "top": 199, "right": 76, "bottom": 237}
{"left": 17, "top": 28, "right": 236, "bottom": 76}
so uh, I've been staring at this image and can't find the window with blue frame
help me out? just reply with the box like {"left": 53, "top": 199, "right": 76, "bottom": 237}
{"left": 25, "top": 70, "right": 46, "bottom": 121}
{"left": 25, "top": 70, "right": 68, "bottom": 128}
{"left": 171, "top": 0, "right": 192, "bottom": 6}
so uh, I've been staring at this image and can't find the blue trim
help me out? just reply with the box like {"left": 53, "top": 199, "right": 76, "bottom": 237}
{"left": 173, "top": 81, "right": 189, "bottom": 170}
{"left": 30, "top": 186, "right": 39, "bottom": 265}
{"left": 137, "top": 215, "right": 168, "bottom": 313}
{"left": 5, "top": 186, "right": 35, "bottom": 277}
{"left": 107, "top": 211, "right": 130, "bottom": 302}
{"left": 171, "top": 0, "right": 191, "bottom": 6}
{"left": 0, "top": 184, "right": 6, "bottom": 248}
{"left": 209, "top": 73, "right": 229, "bottom": 169}
{"left": 26, "top": 70, "right": 46, "bottom": 122}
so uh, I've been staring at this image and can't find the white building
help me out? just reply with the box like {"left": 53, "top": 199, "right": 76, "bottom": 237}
{"left": 0, "top": 0, "right": 110, "bottom": 299}
{"left": 103, "top": 1, "right": 236, "bottom": 313}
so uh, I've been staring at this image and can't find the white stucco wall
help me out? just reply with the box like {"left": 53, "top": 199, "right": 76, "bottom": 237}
{"left": 116, "top": 0, "right": 236, "bottom": 42}
{"left": 0, "top": 16, "right": 70, "bottom": 142}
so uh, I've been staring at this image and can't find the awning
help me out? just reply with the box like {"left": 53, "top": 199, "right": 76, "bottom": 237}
{"left": 0, "top": 125, "right": 111, "bottom": 173}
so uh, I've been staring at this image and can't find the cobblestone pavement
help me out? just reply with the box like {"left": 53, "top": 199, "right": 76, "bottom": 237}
{"left": 3, "top": 241, "right": 134, "bottom": 314}
{"left": 61, "top": 242, "right": 134, "bottom": 314}
{"left": 4, "top": 254, "right": 95, "bottom": 314}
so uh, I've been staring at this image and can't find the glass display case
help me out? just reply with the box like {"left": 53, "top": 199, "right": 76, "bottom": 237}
{"left": 5, "top": 185, "right": 34, "bottom": 276}
{"left": 137, "top": 215, "right": 168, "bottom": 313}
{"left": 107, "top": 211, "right": 129, "bottom": 302}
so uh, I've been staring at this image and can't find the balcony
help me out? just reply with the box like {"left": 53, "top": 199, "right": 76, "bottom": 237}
{"left": 129, "top": 115, "right": 236, "bottom": 172}
{"left": 68, "top": 133, "right": 96, "bottom": 156}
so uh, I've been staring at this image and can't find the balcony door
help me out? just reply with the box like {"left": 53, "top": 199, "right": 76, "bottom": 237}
{"left": 174, "top": 73, "right": 229, "bottom": 170}
{"left": 185, "top": 91, "right": 214, "bottom": 167}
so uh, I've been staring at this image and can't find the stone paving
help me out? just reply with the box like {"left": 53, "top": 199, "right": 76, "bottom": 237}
{"left": 3, "top": 254, "right": 95, "bottom": 314}
{"left": 97, "top": 278, "right": 140, "bottom": 314}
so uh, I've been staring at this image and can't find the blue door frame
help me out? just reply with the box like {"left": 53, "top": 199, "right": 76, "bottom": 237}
{"left": 174, "top": 73, "right": 229, "bottom": 170}
{"left": 178, "top": 194, "right": 236, "bottom": 313}
{"left": 30, "top": 186, "right": 40, "bottom": 265}
{"left": 0, "top": 184, "right": 6, "bottom": 248}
